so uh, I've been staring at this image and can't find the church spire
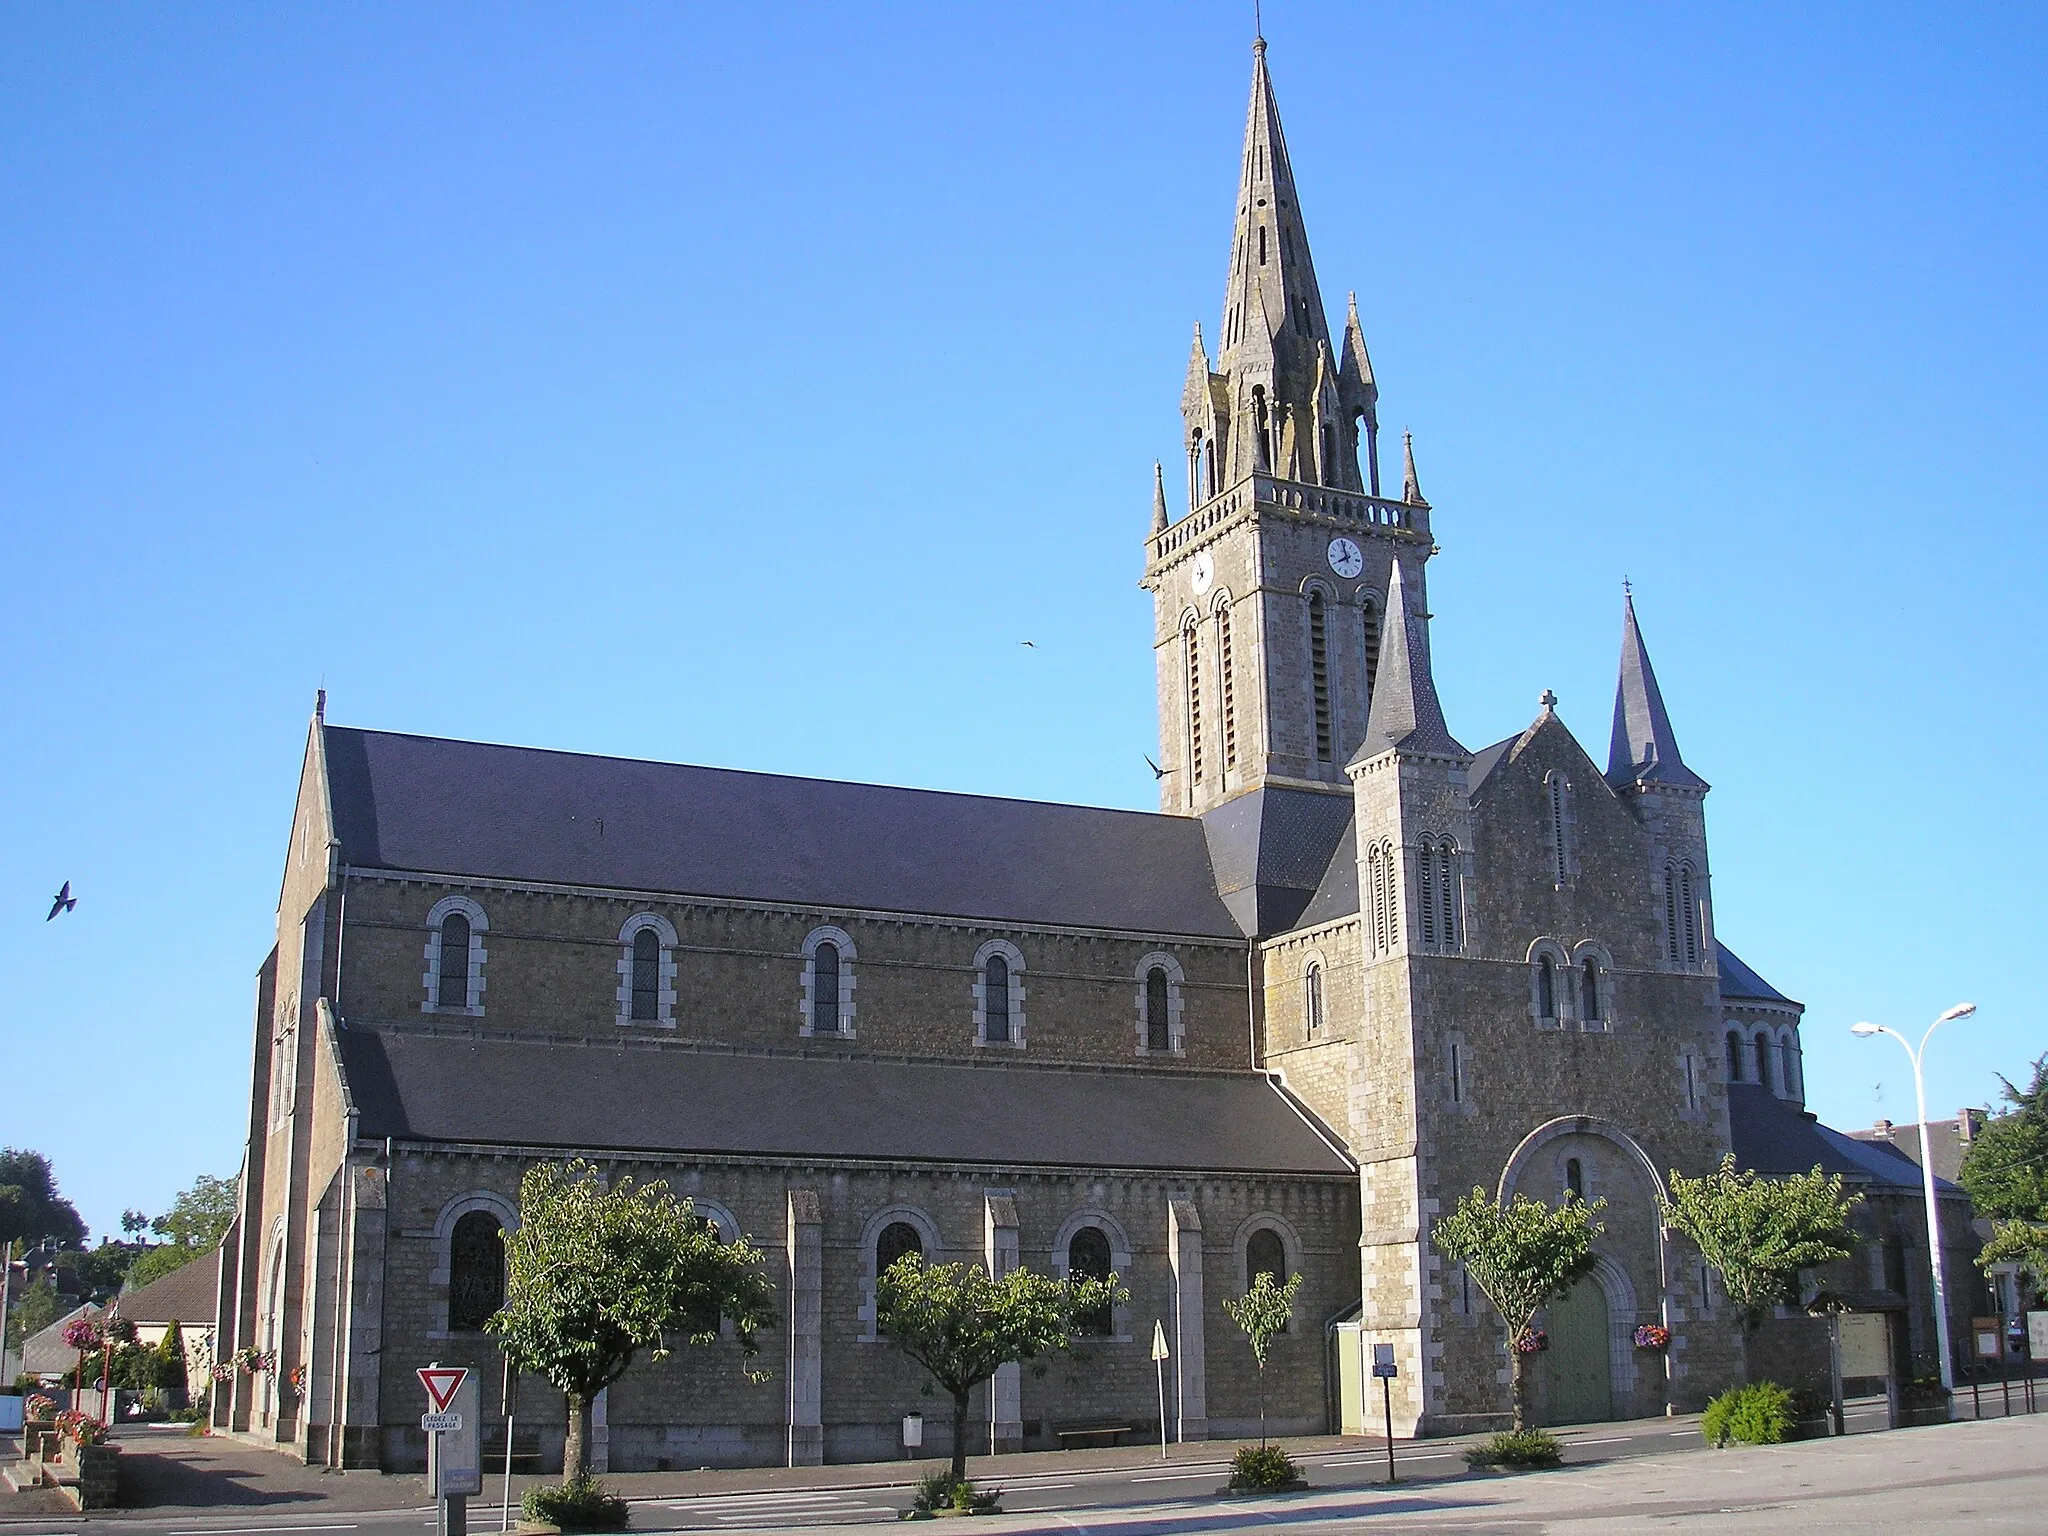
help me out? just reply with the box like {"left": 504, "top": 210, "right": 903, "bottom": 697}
{"left": 1339, "top": 294, "right": 1380, "bottom": 495}
{"left": 1356, "top": 562, "right": 1466, "bottom": 761}
{"left": 1218, "top": 37, "right": 1330, "bottom": 374}
{"left": 1150, "top": 462, "right": 1169, "bottom": 535}
{"left": 1606, "top": 591, "right": 1706, "bottom": 790}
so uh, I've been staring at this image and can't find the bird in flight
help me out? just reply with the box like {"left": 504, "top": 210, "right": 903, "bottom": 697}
{"left": 47, "top": 882, "right": 77, "bottom": 921}
{"left": 1019, "top": 640, "right": 1037, "bottom": 649}
{"left": 1144, "top": 754, "right": 1166, "bottom": 780}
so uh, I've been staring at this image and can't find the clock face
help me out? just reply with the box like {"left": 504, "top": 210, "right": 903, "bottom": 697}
{"left": 1191, "top": 550, "right": 1215, "bottom": 595}
{"left": 1327, "top": 537, "right": 1364, "bottom": 579}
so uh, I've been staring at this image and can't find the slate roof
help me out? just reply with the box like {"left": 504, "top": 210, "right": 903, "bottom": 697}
{"left": 1294, "top": 809, "right": 1360, "bottom": 930}
{"left": 1716, "top": 943, "right": 1800, "bottom": 1007}
{"left": 21, "top": 1304, "right": 100, "bottom": 1377}
{"left": 1727, "top": 1084, "right": 1961, "bottom": 1195}
{"left": 322, "top": 727, "right": 1241, "bottom": 938}
{"left": 118, "top": 1254, "right": 219, "bottom": 1326}
{"left": 1200, "top": 785, "right": 1354, "bottom": 935}
{"left": 335, "top": 1024, "right": 1355, "bottom": 1177}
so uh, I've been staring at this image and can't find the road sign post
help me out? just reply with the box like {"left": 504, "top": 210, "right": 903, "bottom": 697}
{"left": 1371, "top": 1344, "right": 1398, "bottom": 1483}
{"left": 1151, "top": 1321, "right": 1171, "bottom": 1461}
{"left": 500, "top": 1354, "right": 520, "bottom": 1534}
{"left": 421, "top": 1366, "right": 480, "bottom": 1536}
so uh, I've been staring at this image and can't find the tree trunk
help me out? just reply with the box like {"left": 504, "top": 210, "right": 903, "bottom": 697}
{"left": 564, "top": 1390, "right": 591, "bottom": 1484}
{"left": 1259, "top": 1363, "right": 1268, "bottom": 1447}
{"left": 1510, "top": 1345, "right": 1528, "bottom": 1433}
{"left": 950, "top": 1386, "right": 971, "bottom": 1485}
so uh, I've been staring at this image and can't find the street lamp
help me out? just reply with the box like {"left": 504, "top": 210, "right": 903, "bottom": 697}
{"left": 1851, "top": 1002, "right": 1977, "bottom": 1393}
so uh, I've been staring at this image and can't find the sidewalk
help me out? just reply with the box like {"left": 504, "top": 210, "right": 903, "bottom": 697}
{"left": 1, "top": 1417, "right": 1707, "bottom": 1519}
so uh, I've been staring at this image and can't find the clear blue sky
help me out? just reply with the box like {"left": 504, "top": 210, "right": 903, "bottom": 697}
{"left": 4, "top": 3, "right": 2042, "bottom": 1241}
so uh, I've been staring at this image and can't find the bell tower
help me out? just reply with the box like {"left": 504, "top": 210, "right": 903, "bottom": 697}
{"left": 1143, "top": 38, "right": 1437, "bottom": 834}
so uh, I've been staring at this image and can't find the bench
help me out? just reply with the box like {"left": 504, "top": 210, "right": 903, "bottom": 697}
{"left": 1052, "top": 1421, "right": 1134, "bottom": 1449}
{"left": 478, "top": 1428, "right": 546, "bottom": 1472}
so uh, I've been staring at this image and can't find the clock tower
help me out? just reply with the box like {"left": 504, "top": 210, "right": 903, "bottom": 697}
{"left": 1143, "top": 36, "right": 1437, "bottom": 930}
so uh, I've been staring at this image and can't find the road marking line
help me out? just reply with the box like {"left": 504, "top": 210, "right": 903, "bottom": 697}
{"left": 1002, "top": 1481, "right": 1077, "bottom": 1491}
{"left": 1567, "top": 1436, "right": 1633, "bottom": 1445}
{"left": 1131, "top": 1471, "right": 1219, "bottom": 1482}
{"left": 167, "top": 1527, "right": 363, "bottom": 1535}
{"left": 667, "top": 1493, "right": 850, "bottom": 1508}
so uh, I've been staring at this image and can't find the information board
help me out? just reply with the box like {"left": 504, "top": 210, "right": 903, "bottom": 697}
{"left": 426, "top": 1371, "right": 483, "bottom": 1498}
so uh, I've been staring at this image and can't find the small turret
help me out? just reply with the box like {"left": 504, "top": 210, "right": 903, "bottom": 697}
{"left": 1338, "top": 294, "right": 1381, "bottom": 495}
{"left": 1151, "top": 462, "right": 1169, "bottom": 536}
{"left": 1356, "top": 562, "right": 1465, "bottom": 762}
{"left": 1401, "top": 430, "right": 1428, "bottom": 510}
{"left": 1607, "top": 592, "right": 1706, "bottom": 791}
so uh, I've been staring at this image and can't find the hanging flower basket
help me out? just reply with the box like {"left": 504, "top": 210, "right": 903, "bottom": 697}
{"left": 233, "top": 1346, "right": 276, "bottom": 1375}
{"left": 1514, "top": 1328, "right": 1548, "bottom": 1354}
{"left": 1633, "top": 1324, "right": 1671, "bottom": 1351}
{"left": 210, "top": 1363, "right": 237, "bottom": 1383}
{"left": 60, "top": 1316, "right": 105, "bottom": 1352}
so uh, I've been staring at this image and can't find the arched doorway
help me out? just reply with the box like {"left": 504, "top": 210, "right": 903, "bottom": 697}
{"left": 1544, "top": 1277, "right": 1612, "bottom": 1424}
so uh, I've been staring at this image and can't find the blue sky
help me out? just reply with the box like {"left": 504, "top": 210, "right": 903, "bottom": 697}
{"left": 3, "top": 3, "right": 2042, "bottom": 1240}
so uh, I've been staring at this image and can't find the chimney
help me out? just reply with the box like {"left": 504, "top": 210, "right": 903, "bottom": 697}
{"left": 1873, "top": 1119, "right": 1894, "bottom": 1140}
{"left": 1959, "top": 1108, "right": 1987, "bottom": 1144}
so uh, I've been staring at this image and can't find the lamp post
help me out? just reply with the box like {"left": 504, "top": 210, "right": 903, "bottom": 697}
{"left": 1851, "top": 1002, "right": 1977, "bottom": 1394}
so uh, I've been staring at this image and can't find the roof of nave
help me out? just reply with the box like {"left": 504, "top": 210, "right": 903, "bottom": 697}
{"left": 334, "top": 1023, "right": 1357, "bottom": 1177}
{"left": 1729, "top": 1083, "right": 1962, "bottom": 1195}
{"left": 1201, "top": 785, "right": 1355, "bottom": 935}
{"left": 320, "top": 726, "right": 1243, "bottom": 938}
{"left": 116, "top": 1252, "right": 220, "bottom": 1325}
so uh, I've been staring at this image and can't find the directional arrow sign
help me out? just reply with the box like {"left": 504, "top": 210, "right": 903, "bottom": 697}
{"left": 418, "top": 1366, "right": 468, "bottom": 1415}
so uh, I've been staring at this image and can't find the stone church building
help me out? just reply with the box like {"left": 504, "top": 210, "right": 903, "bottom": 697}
{"left": 212, "top": 39, "right": 1976, "bottom": 1470}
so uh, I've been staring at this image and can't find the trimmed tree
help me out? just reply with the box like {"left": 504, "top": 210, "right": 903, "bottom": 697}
{"left": 1663, "top": 1155, "right": 1859, "bottom": 1336}
{"left": 875, "top": 1254, "right": 1122, "bottom": 1484}
{"left": 1959, "top": 1056, "right": 2048, "bottom": 1301}
{"left": 1433, "top": 1188, "right": 1605, "bottom": 1431}
{"left": 488, "top": 1161, "right": 775, "bottom": 1485}
{"left": 1222, "top": 1271, "right": 1301, "bottom": 1446}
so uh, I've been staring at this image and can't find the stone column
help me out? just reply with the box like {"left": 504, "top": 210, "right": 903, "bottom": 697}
{"left": 786, "top": 1190, "right": 824, "bottom": 1467}
{"left": 984, "top": 1195, "right": 1022, "bottom": 1454}
{"left": 1168, "top": 1198, "right": 1207, "bottom": 1441}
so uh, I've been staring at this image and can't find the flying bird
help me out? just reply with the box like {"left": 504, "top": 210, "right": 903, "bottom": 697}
{"left": 1019, "top": 640, "right": 1037, "bottom": 649}
{"left": 47, "top": 882, "right": 76, "bottom": 921}
{"left": 1144, "top": 754, "right": 1166, "bottom": 780}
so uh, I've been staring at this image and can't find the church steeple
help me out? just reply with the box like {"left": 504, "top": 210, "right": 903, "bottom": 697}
{"left": 1182, "top": 39, "right": 1377, "bottom": 496}
{"left": 1356, "top": 561, "right": 1465, "bottom": 761}
{"left": 1606, "top": 592, "right": 1706, "bottom": 790}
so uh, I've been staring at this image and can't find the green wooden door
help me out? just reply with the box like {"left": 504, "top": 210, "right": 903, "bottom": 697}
{"left": 1544, "top": 1277, "right": 1613, "bottom": 1425}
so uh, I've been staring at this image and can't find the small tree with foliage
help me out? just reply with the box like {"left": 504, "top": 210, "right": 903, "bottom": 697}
{"left": 1960, "top": 1057, "right": 2048, "bottom": 1302}
{"left": 1663, "top": 1156, "right": 1859, "bottom": 1336}
{"left": 1433, "top": 1188, "right": 1605, "bottom": 1431}
{"left": 129, "top": 1174, "right": 240, "bottom": 1290}
{"left": 1222, "top": 1271, "right": 1301, "bottom": 1446}
{"left": 488, "top": 1161, "right": 776, "bottom": 1485}
{"left": 155, "top": 1320, "right": 189, "bottom": 1397}
{"left": 875, "top": 1255, "right": 1122, "bottom": 1484}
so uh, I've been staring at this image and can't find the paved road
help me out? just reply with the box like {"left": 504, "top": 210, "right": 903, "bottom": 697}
{"left": 4, "top": 1408, "right": 2037, "bottom": 1535}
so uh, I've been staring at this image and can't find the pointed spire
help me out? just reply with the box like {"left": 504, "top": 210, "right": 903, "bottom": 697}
{"left": 1216, "top": 42, "right": 1332, "bottom": 375}
{"left": 1354, "top": 562, "right": 1466, "bottom": 762}
{"left": 1151, "top": 462, "right": 1169, "bottom": 535}
{"left": 1607, "top": 592, "right": 1707, "bottom": 790}
{"left": 1339, "top": 294, "right": 1380, "bottom": 495}
{"left": 1401, "top": 429, "right": 1428, "bottom": 508}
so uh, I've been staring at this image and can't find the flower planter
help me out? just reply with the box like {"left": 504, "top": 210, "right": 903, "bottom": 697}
{"left": 54, "top": 1441, "right": 122, "bottom": 1510}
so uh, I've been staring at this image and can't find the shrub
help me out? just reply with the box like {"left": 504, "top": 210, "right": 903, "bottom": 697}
{"left": 905, "top": 1473, "right": 1001, "bottom": 1516}
{"left": 1701, "top": 1382, "right": 1795, "bottom": 1447}
{"left": 1464, "top": 1429, "right": 1563, "bottom": 1469}
{"left": 1226, "top": 1444, "right": 1305, "bottom": 1491}
{"left": 522, "top": 1475, "right": 630, "bottom": 1531}
{"left": 1899, "top": 1375, "right": 1950, "bottom": 1412}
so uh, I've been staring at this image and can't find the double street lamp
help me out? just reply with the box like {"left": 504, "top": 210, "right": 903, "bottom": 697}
{"left": 1851, "top": 1002, "right": 1978, "bottom": 1393}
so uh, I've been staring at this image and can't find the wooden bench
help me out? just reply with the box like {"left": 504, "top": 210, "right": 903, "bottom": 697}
{"left": 1051, "top": 1421, "right": 1134, "bottom": 1449}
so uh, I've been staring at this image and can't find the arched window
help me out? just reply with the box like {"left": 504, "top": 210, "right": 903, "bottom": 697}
{"left": 1361, "top": 600, "right": 1380, "bottom": 704}
{"left": 1308, "top": 591, "right": 1332, "bottom": 762}
{"left": 1726, "top": 1029, "right": 1744, "bottom": 1081}
{"left": 984, "top": 953, "right": 1011, "bottom": 1044}
{"left": 1537, "top": 955, "right": 1557, "bottom": 1023}
{"left": 1755, "top": 1031, "right": 1776, "bottom": 1094}
{"left": 1252, "top": 387, "right": 1271, "bottom": 469}
{"left": 1664, "top": 862, "right": 1703, "bottom": 968}
{"left": 1068, "top": 1226, "right": 1114, "bottom": 1335}
{"left": 630, "top": 928, "right": 660, "bottom": 1022}
{"left": 1184, "top": 617, "right": 1205, "bottom": 790}
{"left": 1435, "top": 844, "right": 1457, "bottom": 951}
{"left": 448, "top": 1211, "right": 504, "bottom": 1332}
{"left": 1580, "top": 957, "right": 1600, "bottom": 1025}
{"left": 1145, "top": 966, "right": 1171, "bottom": 1052}
{"left": 1246, "top": 1228, "right": 1286, "bottom": 1288}
{"left": 1257, "top": 223, "right": 1267, "bottom": 266}
{"left": 1217, "top": 602, "right": 1238, "bottom": 774}
{"left": 1368, "top": 841, "right": 1400, "bottom": 956}
{"left": 1565, "top": 1159, "right": 1584, "bottom": 1202}
{"left": 1782, "top": 1030, "right": 1804, "bottom": 1101}
{"left": 1303, "top": 960, "right": 1324, "bottom": 1034}
{"left": 1419, "top": 844, "right": 1438, "bottom": 949}
{"left": 875, "top": 1221, "right": 923, "bottom": 1276}
{"left": 812, "top": 942, "right": 840, "bottom": 1035}
{"left": 1679, "top": 865, "right": 1701, "bottom": 965}
{"left": 436, "top": 913, "right": 471, "bottom": 1009}
{"left": 1665, "top": 867, "right": 1683, "bottom": 966}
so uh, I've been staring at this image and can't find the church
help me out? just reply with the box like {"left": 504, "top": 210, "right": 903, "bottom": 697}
{"left": 210, "top": 38, "right": 1976, "bottom": 1471}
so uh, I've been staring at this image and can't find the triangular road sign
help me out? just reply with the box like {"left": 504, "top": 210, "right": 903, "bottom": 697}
{"left": 419, "top": 1366, "right": 468, "bottom": 1414}
{"left": 1151, "top": 1320, "right": 1170, "bottom": 1362}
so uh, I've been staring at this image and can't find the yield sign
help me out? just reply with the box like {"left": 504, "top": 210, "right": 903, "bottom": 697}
{"left": 418, "top": 1366, "right": 468, "bottom": 1414}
